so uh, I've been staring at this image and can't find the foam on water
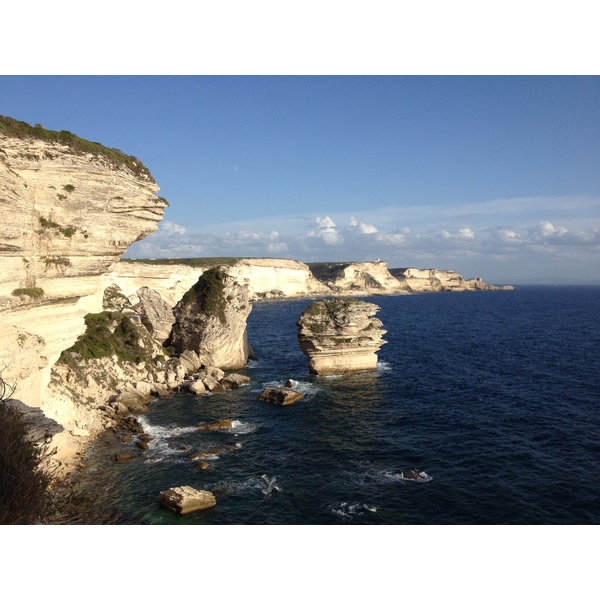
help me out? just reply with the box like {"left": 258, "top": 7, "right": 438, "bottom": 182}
{"left": 328, "top": 501, "right": 379, "bottom": 521}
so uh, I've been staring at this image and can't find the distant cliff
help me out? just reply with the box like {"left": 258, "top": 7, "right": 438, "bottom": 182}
{"left": 112, "top": 258, "right": 512, "bottom": 307}
{"left": 0, "top": 117, "right": 166, "bottom": 459}
{"left": 388, "top": 267, "right": 514, "bottom": 292}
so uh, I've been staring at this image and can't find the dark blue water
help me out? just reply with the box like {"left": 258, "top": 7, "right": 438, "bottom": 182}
{"left": 75, "top": 286, "right": 600, "bottom": 524}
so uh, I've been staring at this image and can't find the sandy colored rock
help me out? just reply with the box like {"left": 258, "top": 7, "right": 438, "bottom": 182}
{"left": 159, "top": 486, "right": 216, "bottom": 515}
{"left": 258, "top": 387, "right": 304, "bottom": 405}
{"left": 297, "top": 298, "right": 387, "bottom": 375}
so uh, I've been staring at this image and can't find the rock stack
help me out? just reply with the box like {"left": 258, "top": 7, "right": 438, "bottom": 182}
{"left": 296, "top": 298, "right": 387, "bottom": 375}
{"left": 167, "top": 267, "right": 253, "bottom": 370}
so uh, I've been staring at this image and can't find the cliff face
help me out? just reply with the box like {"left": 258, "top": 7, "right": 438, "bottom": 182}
{"left": 228, "top": 258, "right": 331, "bottom": 299}
{"left": 308, "top": 261, "right": 410, "bottom": 295}
{"left": 0, "top": 130, "right": 166, "bottom": 418}
{"left": 389, "top": 268, "right": 514, "bottom": 292}
{"left": 110, "top": 257, "right": 332, "bottom": 305}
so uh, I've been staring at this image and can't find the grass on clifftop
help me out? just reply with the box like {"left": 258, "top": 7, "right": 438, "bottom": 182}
{"left": 121, "top": 257, "right": 240, "bottom": 268}
{"left": 0, "top": 115, "right": 155, "bottom": 183}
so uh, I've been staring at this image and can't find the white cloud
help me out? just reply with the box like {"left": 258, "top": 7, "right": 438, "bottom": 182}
{"left": 125, "top": 195, "right": 600, "bottom": 283}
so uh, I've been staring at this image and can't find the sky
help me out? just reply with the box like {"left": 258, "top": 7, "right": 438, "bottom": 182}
{"left": 1, "top": 75, "right": 599, "bottom": 284}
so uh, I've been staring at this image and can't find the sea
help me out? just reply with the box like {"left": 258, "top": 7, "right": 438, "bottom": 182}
{"left": 65, "top": 285, "right": 600, "bottom": 525}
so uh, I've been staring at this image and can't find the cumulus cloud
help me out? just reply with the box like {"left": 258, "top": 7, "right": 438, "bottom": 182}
{"left": 303, "top": 215, "right": 343, "bottom": 245}
{"left": 125, "top": 196, "right": 600, "bottom": 282}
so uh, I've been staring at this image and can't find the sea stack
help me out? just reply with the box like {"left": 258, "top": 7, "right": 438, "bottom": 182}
{"left": 296, "top": 298, "right": 387, "bottom": 375}
{"left": 167, "top": 267, "right": 252, "bottom": 370}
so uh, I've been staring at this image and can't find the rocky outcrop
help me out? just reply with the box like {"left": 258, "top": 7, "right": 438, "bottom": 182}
{"left": 168, "top": 267, "right": 253, "bottom": 370}
{"left": 297, "top": 298, "right": 387, "bottom": 375}
{"left": 0, "top": 117, "right": 166, "bottom": 467}
{"left": 307, "top": 261, "right": 410, "bottom": 295}
{"left": 159, "top": 486, "right": 216, "bottom": 515}
{"left": 133, "top": 286, "right": 175, "bottom": 343}
{"left": 389, "top": 268, "right": 515, "bottom": 292}
{"left": 109, "top": 259, "right": 511, "bottom": 308}
{"left": 258, "top": 387, "right": 304, "bottom": 405}
{"left": 0, "top": 120, "right": 166, "bottom": 413}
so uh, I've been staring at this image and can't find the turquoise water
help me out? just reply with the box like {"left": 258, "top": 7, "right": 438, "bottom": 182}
{"left": 72, "top": 287, "right": 600, "bottom": 524}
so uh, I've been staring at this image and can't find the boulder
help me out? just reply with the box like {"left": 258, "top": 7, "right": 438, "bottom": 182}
{"left": 221, "top": 373, "right": 251, "bottom": 388}
{"left": 189, "top": 379, "right": 207, "bottom": 395}
{"left": 159, "top": 486, "right": 216, "bottom": 515}
{"left": 297, "top": 298, "right": 387, "bottom": 375}
{"left": 178, "top": 350, "right": 202, "bottom": 375}
{"left": 258, "top": 387, "right": 304, "bottom": 405}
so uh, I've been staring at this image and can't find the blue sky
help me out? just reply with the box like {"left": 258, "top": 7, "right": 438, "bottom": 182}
{"left": 1, "top": 75, "right": 599, "bottom": 284}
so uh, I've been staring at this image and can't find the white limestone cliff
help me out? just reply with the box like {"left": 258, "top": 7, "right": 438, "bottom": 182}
{"left": 0, "top": 125, "right": 166, "bottom": 461}
{"left": 390, "top": 268, "right": 514, "bottom": 292}
{"left": 308, "top": 260, "right": 411, "bottom": 295}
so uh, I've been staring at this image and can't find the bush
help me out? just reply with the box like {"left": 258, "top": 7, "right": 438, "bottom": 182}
{"left": 0, "top": 393, "right": 53, "bottom": 524}
{"left": 59, "top": 311, "right": 146, "bottom": 363}
{"left": 12, "top": 287, "right": 44, "bottom": 299}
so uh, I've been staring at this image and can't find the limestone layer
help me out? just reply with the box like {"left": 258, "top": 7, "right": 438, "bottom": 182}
{"left": 389, "top": 268, "right": 514, "bottom": 292}
{"left": 0, "top": 132, "right": 165, "bottom": 412}
{"left": 297, "top": 298, "right": 387, "bottom": 375}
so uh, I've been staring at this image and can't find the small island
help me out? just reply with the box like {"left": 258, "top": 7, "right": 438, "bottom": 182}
{"left": 297, "top": 298, "right": 387, "bottom": 375}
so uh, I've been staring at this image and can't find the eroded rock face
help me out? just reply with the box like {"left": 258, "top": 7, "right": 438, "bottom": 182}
{"left": 308, "top": 261, "right": 410, "bottom": 296}
{"left": 135, "top": 286, "right": 175, "bottom": 343}
{"left": 297, "top": 298, "right": 387, "bottom": 375}
{"left": 389, "top": 268, "right": 515, "bottom": 292}
{"left": 168, "top": 267, "right": 252, "bottom": 370}
{"left": 0, "top": 128, "right": 165, "bottom": 410}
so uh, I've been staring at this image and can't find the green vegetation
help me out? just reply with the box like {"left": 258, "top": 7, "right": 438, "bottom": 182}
{"left": 59, "top": 311, "right": 146, "bottom": 363}
{"left": 38, "top": 216, "right": 78, "bottom": 238}
{"left": 0, "top": 115, "right": 155, "bottom": 183}
{"left": 63, "top": 184, "right": 75, "bottom": 193}
{"left": 121, "top": 257, "right": 240, "bottom": 268}
{"left": 12, "top": 287, "right": 44, "bottom": 299}
{"left": 181, "top": 267, "right": 228, "bottom": 324}
{"left": 0, "top": 382, "right": 53, "bottom": 524}
{"left": 43, "top": 256, "right": 72, "bottom": 268}
{"left": 303, "top": 298, "right": 359, "bottom": 318}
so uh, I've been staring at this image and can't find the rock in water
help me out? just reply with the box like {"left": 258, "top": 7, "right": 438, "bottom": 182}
{"left": 297, "top": 298, "right": 387, "bottom": 375}
{"left": 159, "top": 486, "right": 217, "bottom": 515}
{"left": 258, "top": 387, "right": 304, "bottom": 405}
{"left": 167, "top": 267, "right": 252, "bottom": 370}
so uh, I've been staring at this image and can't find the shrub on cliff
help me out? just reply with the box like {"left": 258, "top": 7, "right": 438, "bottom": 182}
{"left": 59, "top": 311, "right": 147, "bottom": 363}
{"left": 0, "top": 381, "right": 53, "bottom": 524}
{"left": 179, "top": 267, "right": 228, "bottom": 325}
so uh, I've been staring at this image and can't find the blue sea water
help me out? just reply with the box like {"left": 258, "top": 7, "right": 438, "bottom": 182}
{"left": 74, "top": 286, "right": 600, "bottom": 524}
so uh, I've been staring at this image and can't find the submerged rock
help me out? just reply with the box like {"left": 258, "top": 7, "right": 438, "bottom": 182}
{"left": 159, "top": 486, "right": 216, "bottom": 515}
{"left": 296, "top": 298, "right": 387, "bottom": 375}
{"left": 196, "top": 418, "right": 235, "bottom": 431}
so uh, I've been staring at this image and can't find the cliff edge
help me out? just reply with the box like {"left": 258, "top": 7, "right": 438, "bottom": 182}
{"left": 0, "top": 117, "right": 166, "bottom": 458}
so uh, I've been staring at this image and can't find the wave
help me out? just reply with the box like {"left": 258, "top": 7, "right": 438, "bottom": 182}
{"left": 328, "top": 501, "right": 378, "bottom": 521}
